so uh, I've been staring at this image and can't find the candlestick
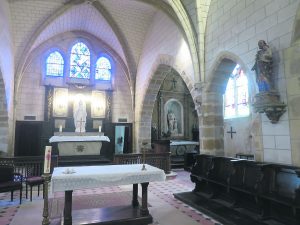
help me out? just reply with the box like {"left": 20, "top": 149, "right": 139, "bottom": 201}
{"left": 59, "top": 125, "right": 62, "bottom": 133}
{"left": 99, "top": 125, "right": 102, "bottom": 132}
{"left": 42, "top": 173, "right": 51, "bottom": 225}
{"left": 141, "top": 142, "right": 147, "bottom": 171}
{"left": 43, "top": 146, "right": 52, "bottom": 174}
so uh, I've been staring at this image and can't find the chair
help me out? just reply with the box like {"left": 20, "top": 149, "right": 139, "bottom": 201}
{"left": 25, "top": 176, "right": 44, "bottom": 201}
{"left": 0, "top": 165, "right": 23, "bottom": 204}
{"left": 25, "top": 166, "right": 44, "bottom": 201}
{"left": 25, "top": 155, "right": 58, "bottom": 201}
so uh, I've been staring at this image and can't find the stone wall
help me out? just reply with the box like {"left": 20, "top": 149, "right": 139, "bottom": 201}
{"left": 203, "top": 0, "right": 300, "bottom": 164}
{"left": 16, "top": 33, "right": 133, "bottom": 125}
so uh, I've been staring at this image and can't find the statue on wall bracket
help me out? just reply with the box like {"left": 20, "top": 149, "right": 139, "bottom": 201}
{"left": 251, "top": 40, "right": 286, "bottom": 123}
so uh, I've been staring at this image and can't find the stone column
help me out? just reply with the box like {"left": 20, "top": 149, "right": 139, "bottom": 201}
{"left": 200, "top": 92, "right": 224, "bottom": 156}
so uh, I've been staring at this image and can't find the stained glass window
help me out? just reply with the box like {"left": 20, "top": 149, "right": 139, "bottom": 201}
{"left": 69, "top": 42, "right": 90, "bottom": 79}
{"left": 95, "top": 57, "right": 111, "bottom": 80}
{"left": 224, "top": 64, "right": 249, "bottom": 119}
{"left": 46, "top": 51, "right": 64, "bottom": 77}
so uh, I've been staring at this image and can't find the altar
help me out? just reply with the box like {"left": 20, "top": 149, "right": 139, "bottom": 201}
{"left": 170, "top": 140, "right": 199, "bottom": 156}
{"left": 51, "top": 164, "right": 166, "bottom": 225}
{"left": 49, "top": 132, "right": 110, "bottom": 156}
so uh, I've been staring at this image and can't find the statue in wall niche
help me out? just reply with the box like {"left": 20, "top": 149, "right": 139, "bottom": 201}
{"left": 73, "top": 99, "right": 87, "bottom": 133}
{"left": 167, "top": 110, "right": 178, "bottom": 136}
{"left": 251, "top": 40, "right": 273, "bottom": 92}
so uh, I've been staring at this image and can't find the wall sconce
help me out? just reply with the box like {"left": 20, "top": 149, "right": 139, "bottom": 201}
{"left": 253, "top": 91, "right": 286, "bottom": 124}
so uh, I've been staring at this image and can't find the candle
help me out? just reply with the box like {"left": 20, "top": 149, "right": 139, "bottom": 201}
{"left": 59, "top": 125, "right": 62, "bottom": 133}
{"left": 99, "top": 125, "right": 102, "bottom": 132}
{"left": 43, "top": 146, "right": 52, "bottom": 174}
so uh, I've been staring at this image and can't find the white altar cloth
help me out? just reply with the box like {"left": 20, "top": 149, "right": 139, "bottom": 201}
{"left": 51, "top": 164, "right": 166, "bottom": 192}
{"left": 49, "top": 135, "right": 110, "bottom": 143}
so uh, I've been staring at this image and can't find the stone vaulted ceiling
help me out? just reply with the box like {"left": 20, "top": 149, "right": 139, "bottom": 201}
{"left": 32, "top": 3, "right": 127, "bottom": 62}
{"left": 10, "top": 0, "right": 191, "bottom": 92}
{"left": 30, "top": 0, "right": 158, "bottom": 80}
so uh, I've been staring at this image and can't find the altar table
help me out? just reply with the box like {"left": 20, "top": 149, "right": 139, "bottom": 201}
{"left": 170, "top": 140, "right": 199, "bottom": 156}
{"left": 49, "top": 135, "right": 110, "bottom": 156}
{"left": 51, "top": 164, "right": 166, "bottom": 225}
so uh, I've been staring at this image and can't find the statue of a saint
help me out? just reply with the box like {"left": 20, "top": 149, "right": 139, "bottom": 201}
{"left": 73, "top": 99, "right": 87, "bottom": 133}
{"left": 251, "top": 40, "right": 273, "bottom": 92}
{"left": 167, "top": 110, "right": 178, "bottom": 136}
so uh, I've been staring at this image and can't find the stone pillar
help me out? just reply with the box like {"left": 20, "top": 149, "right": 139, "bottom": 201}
{"left": 284, "top": 44, "right": 300, "bottom": 166}
{"left": 200, "top": 92, "right": 224, "bottom": 156}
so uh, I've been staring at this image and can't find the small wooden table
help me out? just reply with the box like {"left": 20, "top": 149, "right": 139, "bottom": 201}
{"left": 51, "top": 164, "right": 166, "bottom": 225}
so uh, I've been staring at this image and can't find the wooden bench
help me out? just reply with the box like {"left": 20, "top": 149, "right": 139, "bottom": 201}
{"left": 190, "top": 154, "right": 214, "bottom": 194}
{"left": 260, "top": 164, "right": 300, "bottom": 224}
{"left": 190, "top": 155, "right": 300, "bottom": 224}
{"left": 229, "top": 160, "right": 268, "bottom": 213}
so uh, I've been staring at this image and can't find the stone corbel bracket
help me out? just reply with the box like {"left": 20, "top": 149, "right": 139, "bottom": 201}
{"left": 253, "top": 91, "right": 286, "bottom": 124}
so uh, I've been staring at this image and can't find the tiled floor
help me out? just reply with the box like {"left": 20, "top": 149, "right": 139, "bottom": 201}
{"left": 0, "top": 169, "right": 221, "bottom": 225}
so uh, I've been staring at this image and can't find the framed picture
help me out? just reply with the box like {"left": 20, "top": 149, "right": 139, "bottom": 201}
{"left": 91, "top": 91, "right": 106, "bottom": 118}
{"left": 53, "top": 88, "right": 68, "bottom": 117}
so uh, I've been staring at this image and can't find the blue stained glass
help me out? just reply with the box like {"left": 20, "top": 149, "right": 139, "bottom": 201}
{"left": 95, "top": 57, "right": 111, "bottom": 80}
{"left": 46, "top": 51, "right": 64, "bottom": 77}
{"left": 69, "top": 42, "right": 90, "bottom": 79}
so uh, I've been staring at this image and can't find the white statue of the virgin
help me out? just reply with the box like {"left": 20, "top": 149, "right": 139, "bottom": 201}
{"left": 73, "top": 97, "right": 87, "bottom": 133}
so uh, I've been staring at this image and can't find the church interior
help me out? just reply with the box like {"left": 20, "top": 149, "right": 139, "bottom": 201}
{"left": 1, "top": 0, "right": 300, "bottom": 224}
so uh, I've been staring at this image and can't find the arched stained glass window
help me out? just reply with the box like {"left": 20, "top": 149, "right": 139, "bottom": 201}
{"left": 46, "top": 51, "right": 64, "bottom": 77}
{"left": 224, "top": 64, "right": 249, "bottom": 119}
{"left": 95, "top": 57, "right": 111, "bottom": 80}
{"left": 69, "top": 42, "right": 90, "bottom": 79}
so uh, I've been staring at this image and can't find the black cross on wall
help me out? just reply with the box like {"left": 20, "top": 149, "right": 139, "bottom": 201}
{"left": 171, "top": 77, "right": 177, "bottom": 90}
{"left": 226, "top": 126, "right": 237, "bottom": 139}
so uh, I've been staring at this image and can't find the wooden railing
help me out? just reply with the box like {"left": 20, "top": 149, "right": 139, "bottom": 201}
{"left": 0, "top": 155, "right": 58, "bottom": 177}
{"left": 0, "top": 152, "right": 171, "bottom": 177}
{"left": 113, "top": 152, "right": 171, "bottom": 174}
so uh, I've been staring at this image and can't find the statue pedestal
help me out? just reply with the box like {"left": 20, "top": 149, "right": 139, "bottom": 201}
{"left": 253, "top": 91, "right": 286, "bottom": 123}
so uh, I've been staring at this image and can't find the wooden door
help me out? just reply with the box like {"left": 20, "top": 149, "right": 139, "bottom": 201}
{"left": 15, "top": 121, "right": 43, "bottom": 156}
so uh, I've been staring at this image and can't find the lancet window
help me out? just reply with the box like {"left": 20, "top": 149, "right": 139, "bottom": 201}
{"left": 224, "top": 64, "right": 249, "bottom": 119}
{"left": 69, "top": 42, "right": 91, "bottom": 79}
{"left": 46, "top": 51, "right": 64, "bottom": 77}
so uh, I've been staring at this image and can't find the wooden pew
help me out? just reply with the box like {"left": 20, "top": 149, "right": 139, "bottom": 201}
{"left": 260, "top": 164, "right": 300, "bottom": 224}
{"left": 230, "top": 160, "right": 268, "bottom": 213}
{"left": 189, "top": 155, "right": 300, "bottom": 224}
{"left": 190, "top": 154, "right": 214, "bottom": 195}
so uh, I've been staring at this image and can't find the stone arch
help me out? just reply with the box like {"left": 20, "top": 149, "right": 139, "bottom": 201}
{"left": 16, "top": 31, "right": 131, "bottom": 106}
{"left": 206, "top": 52, "right": 254, "bottom": 93}
{"left": 0, "top": 68, "right": 9, "bottom": 156}
{"left": 201, "top": 51, "right": 256, "bottom": 156}
{"left": 15, "top": 1, "right": 134, "bottom": 96}
{"left": 167, "top": 1, "right": 201, "bottom": 83}
{"left": 135, "top": 54, "right": 195, "bottom": 151}
{"left": 290, "top": 0, "right": 300, "bottom": 44}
